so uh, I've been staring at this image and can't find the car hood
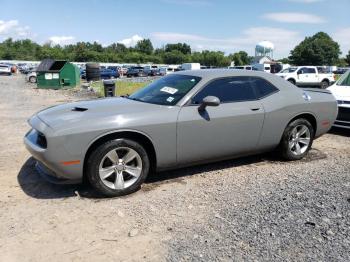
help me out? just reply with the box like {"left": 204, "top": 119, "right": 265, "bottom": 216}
{"left": 276, "top": 73, "right": 288, "bottom": 78}
{"left": 36, "top": 97, "right": 167, "bottom": 129}
{"left": 327, "top": 84, "right": 350, "bottom": 101}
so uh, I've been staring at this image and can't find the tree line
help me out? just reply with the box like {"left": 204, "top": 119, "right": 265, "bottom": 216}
{"left": 0, "top": 32, "right": 349, "bottom": 67}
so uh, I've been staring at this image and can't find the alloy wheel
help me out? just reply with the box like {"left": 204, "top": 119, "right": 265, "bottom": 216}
{"left": 98, "top": 147, "right": 142, "bottom": 190}
{"left": 288, "top": 124, "right": 311, "bottom": 156}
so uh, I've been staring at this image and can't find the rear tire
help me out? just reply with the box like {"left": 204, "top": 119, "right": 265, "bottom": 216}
{"left": 320, "top": 80, "right": 329, "bottom": 89}
{"left": 279, "top": 118, "right": 314, "bottom": 161}
{"left": 287, "top": 79, "right": 296, "bottom": 85}
{"left": 86, "top": 139, "right": 150, "bottom": 197}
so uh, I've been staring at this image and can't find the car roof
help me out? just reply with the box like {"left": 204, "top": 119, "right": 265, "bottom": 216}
{"left": 172, "top": 69, "right": 274, "bottom": 80}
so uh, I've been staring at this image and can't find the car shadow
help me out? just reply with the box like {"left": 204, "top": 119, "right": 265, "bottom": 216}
{"left": 145, "top": 153, "right": 269, "bottom": 184}
{"left": 329, "top": 127, "right": 350, "bottom": 137}
{"left": 17, "top": 157, "right": 85, "bottom": 199}
{"left": 18, "top": 149, "right": 324, "bottom": 200}
{"left": 18, "top": 154, "right": 274, "bottom": 200}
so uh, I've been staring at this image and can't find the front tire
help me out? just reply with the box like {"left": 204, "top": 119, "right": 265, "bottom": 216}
{"left": 86, "top": 139, "right": 150, "bottom": 197}
{"left": 279, "top": 118, "right": 314, "bottom": 161}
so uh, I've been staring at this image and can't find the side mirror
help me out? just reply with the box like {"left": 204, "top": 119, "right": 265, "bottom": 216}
{"left": 198, "top": 96, "right": 220, "bottom": 111}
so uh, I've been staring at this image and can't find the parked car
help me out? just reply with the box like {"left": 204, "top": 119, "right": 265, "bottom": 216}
{"left": 180, "top": 63, "right": 201, "bottom": 70}
{"left": 159, "top": 67, "right": 178, "bottom": 75}
{"left": 126, "top": 66, "right": 147, "bottom": 77}
{"left": 100, "top": 68, "right": 120, "bottom": 79}
{"left": 81, "top": 68, "right": 119, "bottom": 80}
{"left": 24, "top": 69, "right": 337, "bottom": 197}
{"left": 20, "top": 66, "right": 37, "bottom": 74}
{"left": 120, "top": 66, "right": 129, "bottom": 76}
{"left": 327, "top": 69, "right": 350, "bottom": 129}
{"left": 252, "top": 63, "right": 271, "bottom": 73}
{"left": 228, "top": 65, "right": 253, "bottom": 70}
{"left": 333, "top": 68, "right": 349, "bottom": 75}
{"left": 143, "top": 65, "right": 159, "bottom": 76}
{"left": 17, "top": 63, "right": 28, "bottom": 73}
{"left": 276, "top": 66, "right": 335, "bottom": 88}
{"left": 107, "top": 66, "right": 121, "bottom": 72}
{"left": 159, "top": 67, "right": 167, "bottom": 76}
{"left": 0, "top": 64, "right": 12, "bottom": 75}
{"left": 25, "top": 71, "right": 37, "bottom": 83}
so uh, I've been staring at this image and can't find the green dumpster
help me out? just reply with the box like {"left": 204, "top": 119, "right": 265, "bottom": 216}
{"left": 36, "top": 59, "right": 80, "bottom": 89}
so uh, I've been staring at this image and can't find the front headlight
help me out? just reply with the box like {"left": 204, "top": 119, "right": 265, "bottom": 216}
{"left": 26, "top": 129, "right": 47, "bottom": 149}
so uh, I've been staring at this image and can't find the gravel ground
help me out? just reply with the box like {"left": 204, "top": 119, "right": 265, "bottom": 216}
{"left": 0, "top": 74, "right": 349, "bottom": 261}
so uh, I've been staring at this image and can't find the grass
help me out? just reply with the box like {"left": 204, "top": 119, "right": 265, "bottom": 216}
{"left": 334, "top": 74, "right": 341, "bottom": 81}
{"left": 91, "top": 80, "right": 151, "bottom": 97}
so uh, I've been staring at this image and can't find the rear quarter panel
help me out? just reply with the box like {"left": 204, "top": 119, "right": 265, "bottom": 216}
{"left": 257, "top": 78, "right": 337, "bottom": 150}
{"left": 302, "top": 89, "right": 338, "bottom": 136}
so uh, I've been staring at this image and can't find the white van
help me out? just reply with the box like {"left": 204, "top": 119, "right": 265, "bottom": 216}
{"left": 228, "top": 65, "right": 253, "bottom": 70}
{"left": 159, "top": 67, "right": 180, "bottom": 75}
{"left": 180, "top": 63, "right": 201, "bottom": 70}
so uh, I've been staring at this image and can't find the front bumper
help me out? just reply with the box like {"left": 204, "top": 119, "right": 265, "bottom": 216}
{"left": 35, "top": 161, "right": 81, "bottom": 184}
{"left": 24, "top": 115, "right": 83, "bottom": 183}
{"left": 333, "top": 106, "right": 350, "bottom": 129}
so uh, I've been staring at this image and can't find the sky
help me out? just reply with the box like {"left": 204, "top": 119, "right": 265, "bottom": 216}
{"left": 0, "top": 0, "right": 349, "bottom": 58}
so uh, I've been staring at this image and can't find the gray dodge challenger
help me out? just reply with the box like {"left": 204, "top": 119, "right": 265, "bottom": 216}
{"left": 24, "top": 69, "right": 337, "bottom": 196}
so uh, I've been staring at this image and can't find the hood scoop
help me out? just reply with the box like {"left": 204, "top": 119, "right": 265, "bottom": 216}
{"left": 72, "top": 107, "right": 88, "bottom": 112}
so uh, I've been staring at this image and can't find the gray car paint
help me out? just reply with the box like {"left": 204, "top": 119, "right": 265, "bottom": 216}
{"left": 24, "top": 69, "right": 338, "bottom": 183}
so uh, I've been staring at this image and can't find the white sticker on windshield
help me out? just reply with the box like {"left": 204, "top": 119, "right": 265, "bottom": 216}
{"left": 160, "top": 86, "right": 178, "bottom": 95}
{"left": 167, "top": 97, "right": 174, "bottom": 102}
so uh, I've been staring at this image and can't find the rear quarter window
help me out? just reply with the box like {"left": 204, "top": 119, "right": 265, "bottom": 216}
{"left": 250, "top": 77, "right": 279, "bottom": 99}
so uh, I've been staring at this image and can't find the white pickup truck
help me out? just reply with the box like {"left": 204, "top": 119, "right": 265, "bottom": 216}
{"left": 276, "top": 66, "right": 335, "bottom": 89}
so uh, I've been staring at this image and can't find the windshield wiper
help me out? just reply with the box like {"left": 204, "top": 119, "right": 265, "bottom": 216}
{"left": 125, "top": 96, "right": 143, "bottom": 102}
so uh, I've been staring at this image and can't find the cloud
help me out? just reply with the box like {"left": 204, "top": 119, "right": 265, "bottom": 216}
{"left": 332, "top": 27, "right": 350, "bottom": 55}
{"left": 48, "top": 36, "right": 75, "bottom": 45}
{"left": 262, "top": 12, "right": 326, "bottom": 24}
{"left": 117, "top": 34, "right": 143, "bottom": 47}
{"left": 152, "top": 27, "right": 302, "bottom": 58}
{"left": 0, "top": 20, "right": 30, "bottom": 39}
{"left": 161, "top": 0, "right": 211, "bottom": 6}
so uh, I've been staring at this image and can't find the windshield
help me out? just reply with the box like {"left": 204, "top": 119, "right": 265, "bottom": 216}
{"left": 336, "top": 70, "right": 350, "bottom": 86}
{"left": 129, "top": 74, "right": 201, "bottom": 105}
{"left": 281, "top": 67, "right": 297, "bottom": 73}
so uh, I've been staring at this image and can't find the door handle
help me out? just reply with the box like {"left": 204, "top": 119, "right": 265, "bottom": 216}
{"left": 250, "top": 108, "right": 260, "bottom": 111}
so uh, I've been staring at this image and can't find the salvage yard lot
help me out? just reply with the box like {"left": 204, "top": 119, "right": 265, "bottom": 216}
{"left": 0, "top": 74, "right": 350, "bottom": 261}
